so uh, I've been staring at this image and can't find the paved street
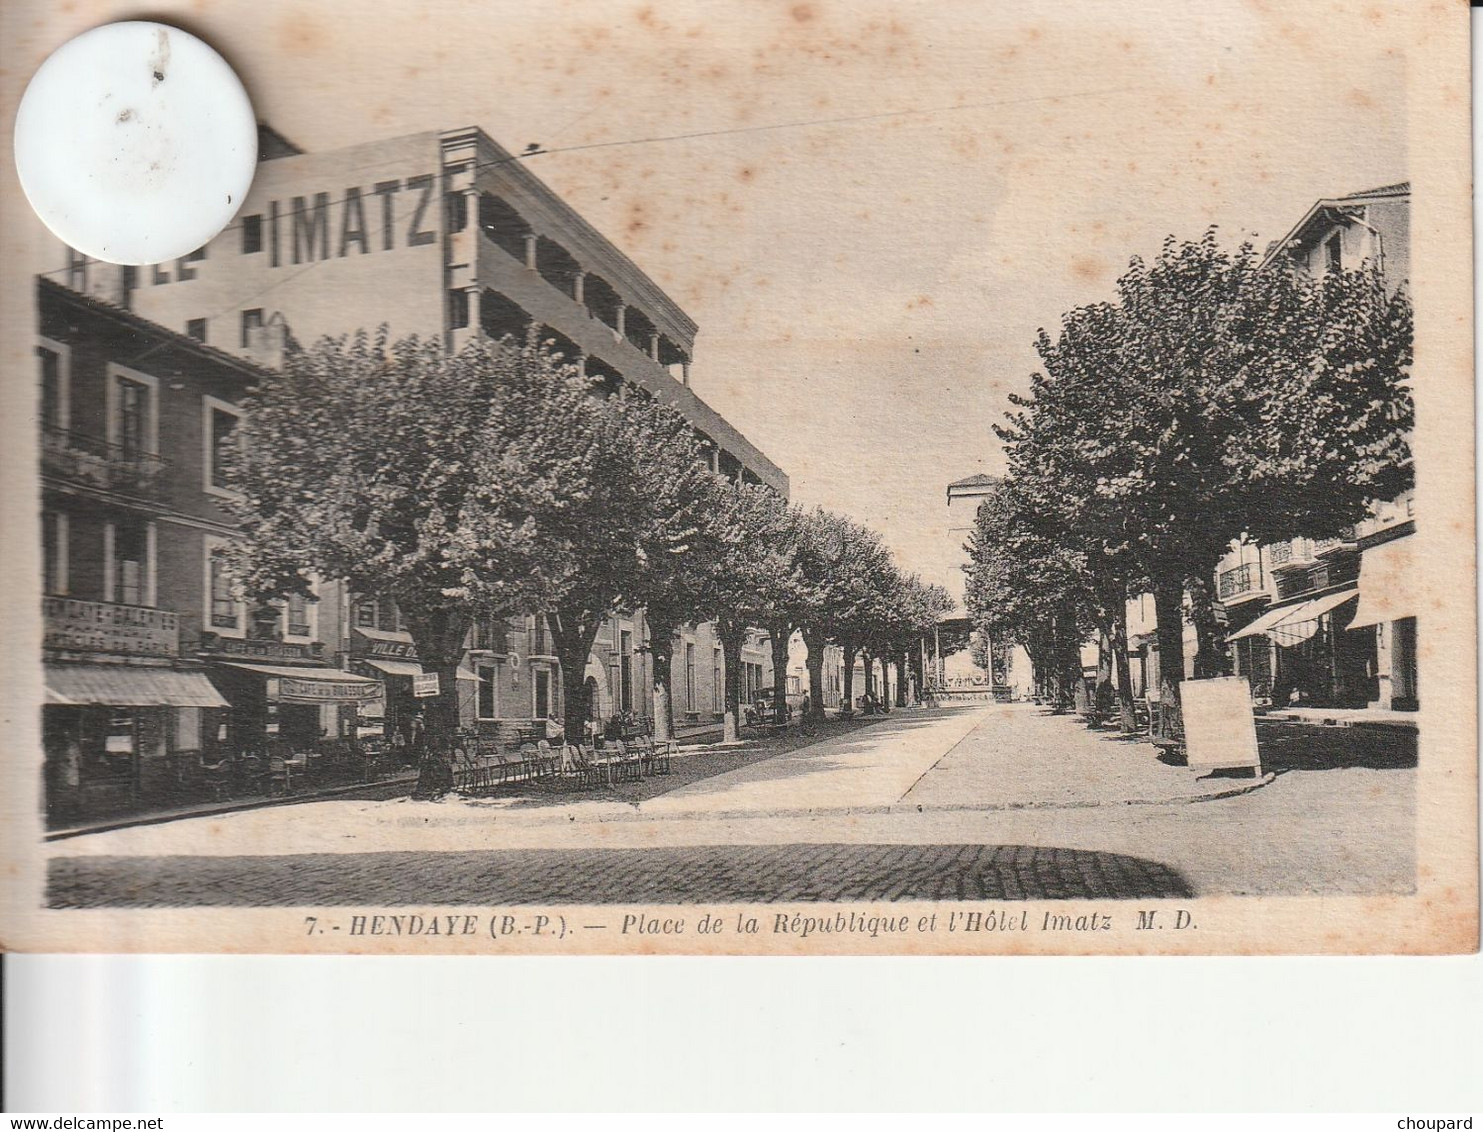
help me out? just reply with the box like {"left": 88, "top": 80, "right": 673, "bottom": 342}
{"left": 46, "top": 703, "right": 1417, "bottom": 906}
{"left": 49, "top": 843, "right": 1192, "bottom": 907}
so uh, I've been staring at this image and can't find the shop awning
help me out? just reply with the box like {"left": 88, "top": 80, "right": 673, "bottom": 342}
{"left": 1268, "top": 589, "right": 1359, "bottom": 647}
{"left": 45, "top": 664, "right": 230, "bottom": 708}
{"left": 1226, "top": 604, "right": 1297, "bottom": 642}
{"left": 217, "top": 662, "right": 381, "bottom": 704}
{"left": 360, "top": 657, "right": 424, "bottom": 679}
{"left": 1350, "top": 536, "right": 1416, "bottom": 629}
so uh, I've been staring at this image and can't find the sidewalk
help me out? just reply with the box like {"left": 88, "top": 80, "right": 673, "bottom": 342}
{"left": 901, "top": 702, "right": 1267, "bottom": 810}
{"left": 44, "top": 772, "right": 419, "bottom": 841}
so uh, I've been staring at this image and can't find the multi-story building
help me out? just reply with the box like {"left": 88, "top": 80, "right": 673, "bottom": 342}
{"left": 57, "top": 123, "right": 786, "bottom": 744}
{"left": 1218, "top": 182, "right": 1415, "bottom": 711}
{"left": 37, "top": 278, "right": 380, "bottom": 824}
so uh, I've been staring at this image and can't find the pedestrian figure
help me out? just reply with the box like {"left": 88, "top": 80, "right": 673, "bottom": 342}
{"left": 800, "top": 691, "right": 813, "bottom": 735}
{"left": 407, "top": 710, "right": 426, "bottom": 762}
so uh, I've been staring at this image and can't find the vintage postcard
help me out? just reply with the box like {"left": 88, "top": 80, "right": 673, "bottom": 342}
{"left": 0, "top": 0, "right": 1474, "bottom": 955}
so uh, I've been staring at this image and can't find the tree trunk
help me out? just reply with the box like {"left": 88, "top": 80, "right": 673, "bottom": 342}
{"left": 841, "top": 640, "right": 857, "bottom": 717}
{"left": 718, "top": 619, "right": 745, "bottom": 743}
{"left": 880, "top": 655, "right": 893, "bottom": 711}
{"left": 768, "top": 620, "right": 792, "bottom": 725}
{"left": 550, "top": 612, "right": 602, "bottom": 747}
{"left": 894, "top": 649, "right": 909, "bottom": 707}
{"left": 861, "top": 648, "right": 874, "bottom": 703}
{"left": 1094, "top": 626, "right": 1115, "bottom": 723}
{"left": 1152, "top": 576, "right": 1186, "bottom": 745}
{"left": 1186, "top": 574, "right": 1227, "bottom": 679}
{"left": 1112, "top": 611, "right": 1137, "bottom": 734}
{"left": 405, "top": 606, "right": 474, "bottom": 800}
{"left": 802, "top": 628, "right": 828, "bottom": 722}
{"left": 649, "top": 628, "right": 675, "bottom": 744}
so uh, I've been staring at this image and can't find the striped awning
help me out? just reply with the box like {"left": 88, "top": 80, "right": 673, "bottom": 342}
{"left": 44, "top": 664, "right": 230, "bottom": 708}
{"left": 1269, "top": 589, "right": 1360, "bottom": 647}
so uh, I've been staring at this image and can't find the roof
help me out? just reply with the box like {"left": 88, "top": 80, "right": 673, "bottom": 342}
{"left": 1260, "top": 182, "right": 1411, "bottom": 269}
{"left": 946, "top": 473, "right": 1000, "bottom": 503}
{"left": 947, "top": 473, "right": 999, "bottom": 491}
{"left": 1337, "top": 182, "right": 1410, "bottom": 201}
{"left": 38, "top": 277, "right": 273, "bottom": 384}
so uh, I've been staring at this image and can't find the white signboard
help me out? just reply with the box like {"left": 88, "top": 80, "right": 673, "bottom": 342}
{"left": 412, "top": 672, "right": 440, "bottom": 698}
{"left": 1179, "top": 676, "right": 1262, "bottom": 772}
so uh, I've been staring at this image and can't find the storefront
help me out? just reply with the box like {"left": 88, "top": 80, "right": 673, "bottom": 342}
{"left": 347, "top": 626, "right": 459, "bottom": 747}
{"left": 205, "top": 659, "right": 380, "bottom": 757}
{"left": 1227, "top": 588, "right": 1373, "bottom": 708}
{"left": 42, "top": 662, "right": 229, "bottom": 823}
{"left": 42, "top": 597, "right": 231, "bottom": 823}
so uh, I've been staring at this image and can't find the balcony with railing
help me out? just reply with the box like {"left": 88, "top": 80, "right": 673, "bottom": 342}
{"left": 1313, "top": 527, "right": 1358, "bottom": 557}
{"left": 1218, "top": 562, "right": 1262, "bottom": 602}
{"left": 1266, "top": 539, "right": 1314, "bottom": 573}
{"left": 41, "top": 426, "right": 167, "bottom": 499}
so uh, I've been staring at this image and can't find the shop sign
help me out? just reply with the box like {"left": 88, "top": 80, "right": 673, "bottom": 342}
{"left": 279, "top": 676, "right": 381, "bottom": 705}
{"left": 412, "top": 673, "right": 440, "bottom": 698}
{"left": 207, "top": 635, "right": 318, "bottom": 662}
{"left": 43, "top": 597, "right": 178, "bottom": 658}
{"left": 353, "top": 631, "right": 419, "bottom": 660}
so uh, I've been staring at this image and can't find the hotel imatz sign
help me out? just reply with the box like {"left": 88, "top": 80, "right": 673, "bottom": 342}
{"left": 43, "top": 598, "right": 179, "bottom": 658}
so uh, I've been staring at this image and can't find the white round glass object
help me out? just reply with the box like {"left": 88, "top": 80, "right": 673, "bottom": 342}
{"left": 14, "top": 21, "right": 257, "bottom": 265}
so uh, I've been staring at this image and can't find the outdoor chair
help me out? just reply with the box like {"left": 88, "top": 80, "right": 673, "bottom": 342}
{"left": 268, "top": 754, "right": 293, "bottom": 796}
{"left": 575, "top": 744, "right": 613, "bottom": 788}
{"left": 237, "top": 754, "right": 269, "bottom": 796}
{"left": 609, "top": 740, "right": 643, "bottom": 782}
{"left": 199, "top": 755, "right": 232, "bottom": 802}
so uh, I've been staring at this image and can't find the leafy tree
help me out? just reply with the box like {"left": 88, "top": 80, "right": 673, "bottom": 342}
{"left": 228, "top": 333, "right": 548, "bottom": 797}
{"left": 790, "top": 509, "right": 893, "bottom": 723}
{"left": 498, "top": 374, "right": 720, "bottom": 746}
{"left": 602, "top": 421, "right": 717, "bottom": 747}
{"left": 996, "top": 232, "right": 1412, "bottom": 737}
{"left": 964, "top": 479, "right": 1090, "bottom": 711}
{"left": 693, "top": 483, "right": 796, "bottom": 742}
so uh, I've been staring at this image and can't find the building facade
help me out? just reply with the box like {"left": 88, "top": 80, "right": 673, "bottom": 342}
{"left": 54, "top": 123, "right": 787, "bottom": 750}
{"left": 37, "top": 278, "right": 382, "bottom": 824}
{"left": 1217, "top": 182, "right": 1415, "bottom": 711}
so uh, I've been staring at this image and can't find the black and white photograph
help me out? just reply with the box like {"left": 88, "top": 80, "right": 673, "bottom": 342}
{"left": 0, "top": 0, "right": 1474, "bottom": 956}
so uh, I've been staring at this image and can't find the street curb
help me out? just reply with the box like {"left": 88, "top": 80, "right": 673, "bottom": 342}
{"left": 451, "top": 769, "right": 1279, "bottom": 828}
{"left": 43, "top": 774, "right": 420, "bottom": 842}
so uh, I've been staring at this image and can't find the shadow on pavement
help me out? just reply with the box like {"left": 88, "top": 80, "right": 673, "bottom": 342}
{"left": 1256, "top": 722, "right": 1417, "bottom": 772}
{"left": 48, "top": 842, "right": 1195, "bottom": 907}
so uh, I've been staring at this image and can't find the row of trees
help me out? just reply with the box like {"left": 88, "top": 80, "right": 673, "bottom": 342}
{"left": 226, "top": 331, "right": 950, "bottom": 796}
{"left": 965, "top": 230, "right": 1413, "bottom": 738}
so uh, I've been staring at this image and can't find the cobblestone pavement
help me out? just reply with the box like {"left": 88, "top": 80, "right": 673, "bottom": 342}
{"left": 47, "top": 842, "right": 1193, "bottom": 907}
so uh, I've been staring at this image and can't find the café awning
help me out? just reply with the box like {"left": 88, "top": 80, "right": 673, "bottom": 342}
{"left": 44, "top": 664, "right": 230, "bottom": 708}
{"left": 1350, "top": 536, "right": 1415, "bottom": 629}
{"left": 1226, "top": 604, "right": 1297, "bottom": 642}
{"left": 1268, "top": 589, "right": 1359, "bottom": 647}
{"left": 359, "top": 657, "right": 424, "bottom": 679}
{"left": 217, "top": 662, "right": 381, "bottom": 704}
